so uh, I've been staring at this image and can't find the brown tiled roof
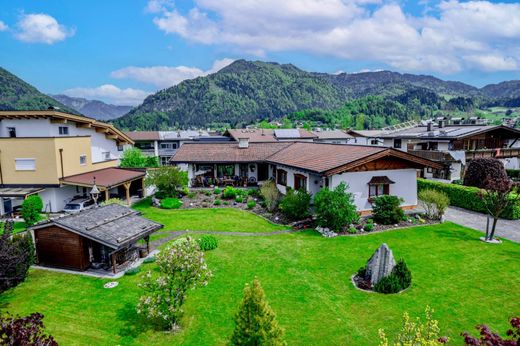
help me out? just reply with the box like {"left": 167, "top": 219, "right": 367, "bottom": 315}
{"left": 125, "top": 131, "right": 161, "bottom": 141}
{"left": 226, "top": 129, "right": 316, "bottom": 142}
{"left": 170, "top": 142, "right": 292, "bottom": 163}
{"left": 61, "top": 168, "right": 145, "bottom": 188}
{"left": 368, "top": 176, "right": 395, "bottom": 185}
{"left": 266, "top": 142, "right": 388, "bottom": 173}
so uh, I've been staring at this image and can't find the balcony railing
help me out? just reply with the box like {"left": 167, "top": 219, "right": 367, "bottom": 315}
{"left": 408, "top": 150, "right": 454, "bottom": 162}
{"left": 465, "top": 147, "right": 520, "bottom": 160}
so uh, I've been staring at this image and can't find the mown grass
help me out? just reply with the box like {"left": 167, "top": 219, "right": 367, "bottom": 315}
{"left": 1, "top": 222, "right": 518, "bottom": 345}
{"left": 133, "top": 198, "right": 287, "bottom": 233}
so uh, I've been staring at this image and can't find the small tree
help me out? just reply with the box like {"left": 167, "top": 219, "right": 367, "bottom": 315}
{"left": 0, "top": 312, "right": 57, "bottom": 346}
{"left": 260, "top": 180, "right": 280, "bottom": 212}
{"left": 463, "top": 158, "right": 508, "bottom": 188}
{"left": 146, "top": 166, "right": 188, "bottom": 198}
{"left": 229, "top": 278, "right": 286, "bottom": 346}
{"left": 279, "top": 188, "right": 311, "bottom": 220}
{"left": 120, "top": 147, "right": 159, "bottom": 168}
{"left": 419, "top": 189, "right": 450, "bottom": 220}
{"left": 21, "top": 195, "right": 43, "bottom": 227}
{"left": 314, "top": 183, "right": 358, "bottom": 231}
{"left": 462, "top": 317, "right": 520, "bottom": 346}
{"left": 378, "top": 306, "right": 448, "bottom": 346}
{"left": 0, "top": 221, "right": 35, "bottom": 292}
{"left": 478, "top": 177, "right": 520, "bottom": 241}
{"left": 372, "top": 195, "right": 405, "bottom": 225}
{"left": 137, "top": 237, "right": 211, "bottom": 331}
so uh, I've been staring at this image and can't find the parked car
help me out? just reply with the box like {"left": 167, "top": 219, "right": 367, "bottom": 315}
{"left": 63, "top": 198, "right": 95, "bottom": 213}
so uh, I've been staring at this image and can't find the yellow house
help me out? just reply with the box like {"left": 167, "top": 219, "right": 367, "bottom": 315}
{"left": 0, "top": 110, "right": 145, "bottom": 214}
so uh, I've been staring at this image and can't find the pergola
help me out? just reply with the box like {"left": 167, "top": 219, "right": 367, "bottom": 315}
{"left": 60, "top": 167, "right": 146, "bottom": 205}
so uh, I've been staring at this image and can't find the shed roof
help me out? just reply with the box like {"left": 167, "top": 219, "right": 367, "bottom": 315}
{"left": 60, "top": 167, "right": 145, "bottom": 189}
{"left": 29, "top": 204, "right": 163, "bottom": 249}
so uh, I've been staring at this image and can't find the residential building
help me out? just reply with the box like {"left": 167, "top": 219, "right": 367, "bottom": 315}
{"left": 312, "top": 129, "right": 354, "bottom": 144}
{"left": 170, "top": 140, "right": 441, "bottom": 214}
{"left": 224, "top": 128, "right": 317, "bottom": 142}
{"left": 0, "top": 110, "right": 145, "bottom": 215}
{"left": 125, "top": 130, "right": 230, "bottom": 166}
{"left": 348, "top": 119, "right": 520, "bottom": 181}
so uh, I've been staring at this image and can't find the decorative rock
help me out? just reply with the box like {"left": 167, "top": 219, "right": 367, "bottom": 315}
{"left": 104, "top": 281, "right": 119, "bottom": 289}
{"left": 315, "top": 226, "right": 337, "bottom": 238}
{"left": 152, "top": 197, "right": 161, "bottom": 207}
{"left": 365, "top": 243, "right": 396, "bottom": 285}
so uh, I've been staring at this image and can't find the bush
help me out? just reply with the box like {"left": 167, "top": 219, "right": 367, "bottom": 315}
{"left": 279, "top": 188, "right": 311, "bottom": 220}
{"left": 196, "top": 235, "right": 218, "bottom": 251}
{"left": 364, "top": 223, "right": 374, "bottom": 232}
{"left": 186, "top": 192, "right": 197, "bottom": 199}
{"left": 160, "top": 198, "right": 182, "bottom": 209}
{"left": 21, "top": 195, "right": 43, "bottom": 227}
{"left": 125, "top": 267, "right": 141, "bottom": 276}
{"left": 100, "top": 198, "right": 127, "bottom": 206}
{"left": 214, "top": 187, "right": 222, "bottom": 195}
{"left": 0, "top": 222, "right": 34, "bottom": 293}
{"left": 371, "top": 195, "right": 405, "bottom": 225}
{"left": 247, "top": 200, "right": 256, "bottom": 209}
{"left": 0, "top": 312, "right": 57, "bottom": 345}
{"left": 463, "top": 158, "right": 508, "bottom": 188}
{"left": 223, "top": 186, "right": 238, "bottom": 199}
{"left": 314, "top": 183, "right": 358, "bottom": 231}
{"left": 347, "top": 226, "right": 357, "bottom": 234}
{"left": 374, "top": 258, "right": 412, "bottom": 294}
{"left": 214, "top": 199, "right": 222, "bottom": 206}
{"left": 146, "top": 166, "right": 188, "bottom": 198}
{"left": 235, "top": 196, "right": 243, "bottom": 203}
{"left": 143, "top": 256, "right": 156, "bottom": 264}
{"left": 120, "top": 147, "right": 159, "bottom": 168}
{"left": 418, "top": 178, "right": 520, "bottom": 219}
{"left": 506, "top": 169, "right": 520, "bottom": 180}
{"left": 260, "top": 180, "right": 280, "bottom": 211}
{"left": 418, "top": 189, "right": 450, "bottom": 220}
{"left": 462, "top": 316, "right": 520, "bottom": 346}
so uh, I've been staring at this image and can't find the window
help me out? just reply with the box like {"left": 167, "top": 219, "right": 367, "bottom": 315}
{"left": 370, "top": 139, "right": 379, "bottom": 145}
{"left": 117, "top": 145, "right": 124, "bottom": 151}
{"left": 15, "top": 158, "right": 35, "bottom": 171}
{"left": 160, "top": 156, "right": 171, "bottom": 166}
{"left": 59, "top": 126, "right": 69, "bottom": 135}
{"left": 79, "top": 155, "right": 87, "bottom": 165}
{"left": 276, "top": 169, "right": 287, "bottom": 186}
{"left": 393, "top": 139, "right": 402, "bottom": 148}
{"left": 7, "top": 127, "right": 16, "bottom": 138}
{"left": 368, "top": 184, "right": 389, "bottom": 199}
{"left": 160, "top": 142, "right": 177, "bottom": 150}
{"left": 102, "top": 152, "right": 110, "bottom": 160}
{"left": 294, "top": 174, "right": 307, "bottom": 191}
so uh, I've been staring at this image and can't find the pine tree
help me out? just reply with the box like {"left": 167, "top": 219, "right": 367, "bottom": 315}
{"left": 229, "top": 278, "right": 286, "bottom": 346}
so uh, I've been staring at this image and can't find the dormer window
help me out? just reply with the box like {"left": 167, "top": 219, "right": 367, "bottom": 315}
{"left": 59, "top": 126, "right": 69, "bottom": 135}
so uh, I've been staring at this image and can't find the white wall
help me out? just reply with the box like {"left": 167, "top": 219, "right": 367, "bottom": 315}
{"left": 39, "top": 185, "right": 79, "bottom": 212}
{"left": 329, "top": 169, "right": 418, "bottom": 212}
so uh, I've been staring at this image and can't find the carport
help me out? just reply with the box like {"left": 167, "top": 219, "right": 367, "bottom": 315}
{"left": 0, "top": 187, "right": 45, "bottom": 215}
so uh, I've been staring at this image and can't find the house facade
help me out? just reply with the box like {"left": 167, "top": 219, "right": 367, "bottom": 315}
{"left": 0, "top": 110, "right": 144, "bottom": 215}
{"left": 170, "top": 140, "right": 441, "bottom": 213}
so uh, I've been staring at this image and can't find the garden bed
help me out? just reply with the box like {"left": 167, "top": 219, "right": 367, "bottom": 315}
{"left": 337, "top": 214, "right": 439, "bottom": 236}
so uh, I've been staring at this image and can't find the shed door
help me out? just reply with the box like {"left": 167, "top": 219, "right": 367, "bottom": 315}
{"left": 35, "top": 226, "right": 90, "bottom": 271}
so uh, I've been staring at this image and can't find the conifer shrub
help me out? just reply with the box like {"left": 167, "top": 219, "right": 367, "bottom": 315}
{"left": 371, "top": 195, "right": 405, "bottom": 225}
{"left": 314, "top": 183, "right": 358, "bottom": 231}
{"left": 374, "top": 259, "right": 412, "bottom": 294}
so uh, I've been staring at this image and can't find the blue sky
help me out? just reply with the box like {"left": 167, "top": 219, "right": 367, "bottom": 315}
{"left": 1, "top": 0, "right": 520, "bottom": 105}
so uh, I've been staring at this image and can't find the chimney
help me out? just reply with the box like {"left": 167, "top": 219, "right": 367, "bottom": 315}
{"left": 438, "top": 119, "right": 445, "bottom": 128}
{"left": 238, "top": 137, "right": 249, "bottom": 148}
{"left": 427, "top": 122, "right": 433, "bottom": 132}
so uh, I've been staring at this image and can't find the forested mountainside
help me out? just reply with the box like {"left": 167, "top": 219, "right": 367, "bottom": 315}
{"left": 51, "top": 94, "right": 133, "bottom": 120}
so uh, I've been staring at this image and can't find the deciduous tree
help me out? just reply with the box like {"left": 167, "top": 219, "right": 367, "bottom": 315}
{"left": 0, "top": 312, "right": 57, "bottom": 346}
{"left": 0, "top": 221, "right": 34, "bottom": 292}
{"left": 462, "top": 317, "right": 520, "bottom": 346}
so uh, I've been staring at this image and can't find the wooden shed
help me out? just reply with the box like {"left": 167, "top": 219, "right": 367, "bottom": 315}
{"left": 29, "top": 204, "right": 163, "bottom": 273}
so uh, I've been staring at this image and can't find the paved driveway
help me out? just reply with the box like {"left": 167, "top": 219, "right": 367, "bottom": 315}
{"left": 444, "top": 206, "right": 520, "bottom": 243}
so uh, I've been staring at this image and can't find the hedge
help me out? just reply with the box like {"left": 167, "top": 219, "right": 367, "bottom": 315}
{"left": 506, "top": 169, "right": 520, "bottom": 180}
{"left": 417, "top": 178, "right": 520, "bottom": 220}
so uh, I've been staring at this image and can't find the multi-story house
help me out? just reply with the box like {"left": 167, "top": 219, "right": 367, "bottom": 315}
{"left": 126, "top": 130, "right": 230, "bottom": 166}
{"left": 348, "top": 118, "right": 520, "bottom": 182}
{"left": 0, "top": 110, "right": 146, "bottom": 215}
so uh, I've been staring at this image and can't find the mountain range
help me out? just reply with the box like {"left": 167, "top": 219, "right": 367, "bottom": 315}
{"left": 50, "top": 94, "right": 133, "bottom": 120}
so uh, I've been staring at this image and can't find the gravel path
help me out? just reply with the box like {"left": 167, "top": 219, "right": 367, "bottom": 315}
{"left": 444, "top": 206, "right": 520, "bottom": 243}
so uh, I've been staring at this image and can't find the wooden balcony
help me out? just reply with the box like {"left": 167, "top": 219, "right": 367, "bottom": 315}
{"left": 408, "top": 150, "right": 455, "bottom": 162}
{"left": 465, "top": 147, "right": 520, "bottom": 161}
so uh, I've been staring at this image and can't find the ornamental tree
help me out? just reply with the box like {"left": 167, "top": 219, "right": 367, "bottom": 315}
{"left": 21, "top": 195, "right": 43, "bottom": 227}
{"left": 229, "top": 278, "right": 286, "bottom": 346}
{"left": 146, "top": 166, "right": 189, "bottom": 198}
{"left": 137, "top": 237, "right": 211, "bottom": 331}
{"left": 314, "top": 182, "right": 358, "bottom": 231}
{"left": 478, "top": 177, "right": 520, "bottom": 241}
{"left": 0, "top": 221, "right": 35, "bottom": 293}
{"left": 463, "top": 158, "right": 508, "bottom": 189}
{"left": 120, "top": 147, "right": 159, "bottom": 168}
{"left": 462, "top": 317, "right": 520, "bottom": 346}
{"left": 0, "top": 312, "right": 57, "bottom": 346}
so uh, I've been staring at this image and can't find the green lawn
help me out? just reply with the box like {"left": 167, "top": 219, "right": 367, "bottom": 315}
{"left": 133, "top": 199, "right": 287, "bottom": 233}
{"left": 1, "top": 222, "right": 519, "bottom": 345}
{"left": 0, "top": 221, "right": 27, "bottom": 234}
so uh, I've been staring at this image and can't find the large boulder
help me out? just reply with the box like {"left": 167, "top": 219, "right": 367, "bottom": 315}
{"left": 366, "top": 243, "right": 396, "bottom": 285}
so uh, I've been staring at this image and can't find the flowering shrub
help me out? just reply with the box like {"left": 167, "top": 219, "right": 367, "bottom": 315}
{"left": 462, "top": 317, "right": 520, "bottom": 345}
{"left": 378, "top": 306, "right": 448, "bottom": 346}
{"left": 137, "top": 237, "right": 212, "bottom": 331}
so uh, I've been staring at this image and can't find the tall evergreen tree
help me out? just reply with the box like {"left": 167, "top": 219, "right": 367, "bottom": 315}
{"left": 229, "top": 278, "right": 286, "bottom": 346}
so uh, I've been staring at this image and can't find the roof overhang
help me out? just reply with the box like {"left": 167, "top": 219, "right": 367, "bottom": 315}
{"left": 0, "top": 187, "right": 45, "bottom": 198}
{"left": 60, "top": 168, "right": 145, "bottom": 190}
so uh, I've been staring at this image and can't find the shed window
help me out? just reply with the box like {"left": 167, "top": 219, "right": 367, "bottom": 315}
{"left": 294, "top": 174, "right": 307, "bottom": 191}
{"left": 15, "top": 158, "right": 35, "bottom": 171}
{"left": 276, "top": 169, "right": 287, "bottom": 186}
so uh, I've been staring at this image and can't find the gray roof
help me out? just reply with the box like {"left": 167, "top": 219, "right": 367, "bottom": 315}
{"left": 312, "top": 130, "right": 353, "bottom": 140}
{"left": 160, "top": 130, "right": 210, "bottom": 140}
{"left": 30, "top": 204, "right": 163, "bottom": 249}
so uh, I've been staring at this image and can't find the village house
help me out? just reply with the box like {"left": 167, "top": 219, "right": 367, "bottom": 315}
{"left": 225, "top": 128, "right": 317, "bottom": 142}
{"left": 348, "top": 118, "right": 520, "bottom": 181}
{"left": 0, "top": 110, "right": 145, "bottom": 215}
{"left": 29, "top": 204, "right": 163, "bottom": 274}
{"left": 170, "top": 140, "right": 442, "bottom": 213}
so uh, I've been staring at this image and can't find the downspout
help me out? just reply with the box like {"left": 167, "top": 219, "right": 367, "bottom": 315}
{"left": 0, "top": 149, "right": 3, "bottom": 185}
{"left": 59, "top": 148, "right": 64, "bottom": 178}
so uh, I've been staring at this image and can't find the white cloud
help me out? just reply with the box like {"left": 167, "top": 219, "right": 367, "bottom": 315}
{"left": 0, "top": 21, "right": 8, "bottom": 32}
{"left": 147, "top": 0, "right": 520, "bottom": 73}
{"left": 63, "top": 84, "right": 151, "bottom": 106}
{"left": 110, "top": 58, "right": 234, "bottom": 88}
{"left": 14, "top": 13, "right": 75, "bottom": 44}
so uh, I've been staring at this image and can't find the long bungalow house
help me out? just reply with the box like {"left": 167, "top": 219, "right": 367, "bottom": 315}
{"left": 170, "top": 139, "right": 442, "bottom": 214}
